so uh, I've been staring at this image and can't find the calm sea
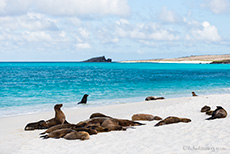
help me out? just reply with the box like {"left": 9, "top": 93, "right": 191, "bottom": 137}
{"left": 1, "top": 62, "right": 230, "bottom": 117}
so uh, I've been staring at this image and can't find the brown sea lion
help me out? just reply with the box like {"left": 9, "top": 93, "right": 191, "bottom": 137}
{"left": 25, "top": 120, "right": 48, "bottom": 131}
{"left": 64, "top": 131, "right": 90, "bottom": 140}
{"left": 73, "top": 127, "right": 97, "bottom": 135}
{"left": 206, "top": 106, "right": 227, "bottom": 120}
{"left": 89, "top": 113, "right": 113, "bottom": 119}
{"left": 101, "top": 119, "right": 126, "bottom": 131}
{"left": 76, "top": 117, "right": 111, "bottom": 127}
{"left": 78, "top": 94, "right": 89, "bottom": 104}
{"left": 40, "top": 123, "right": 76, "bottom": 135}
{"left": 145, "top": 96, "right": 165, "bottom": 101}
{"left": 206, "top": 110, "right": 213, "bottom": 115}
{"left": 155, "top": 116, "right": 191, "bottom": 127}
{"left": 40, "top": 128, "right": 73, "bottom": 139}
{"left": 192, "top": 92, "right": 198, "bottom": 96}
{"left": 132, "top": 114, "right": 162, "bottom": 121}
{"left": 201, "top": 105, "right": 211, "bottom": 112}
{"left": 45, "top": 104, "right": 67, "bottom": 127}
{"left": 87, "top": 125, "right": 109, "bottom": 133}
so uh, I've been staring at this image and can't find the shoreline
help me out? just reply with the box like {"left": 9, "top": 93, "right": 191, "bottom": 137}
{"left": 1, "top": 93, "right": 230, "bottom": 154}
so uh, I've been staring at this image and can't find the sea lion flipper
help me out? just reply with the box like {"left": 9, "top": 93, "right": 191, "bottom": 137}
{"left": 40, "top": 135, "right": 49, "bottom": 139}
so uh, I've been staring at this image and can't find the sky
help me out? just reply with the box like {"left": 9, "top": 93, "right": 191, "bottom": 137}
{"left": 0, "top": 0, "right": 230, "bottom": 61}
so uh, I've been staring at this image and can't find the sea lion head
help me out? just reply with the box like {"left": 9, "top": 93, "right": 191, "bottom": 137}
{"left": 216, "top": 106, "right": 223, "bottom": 109}
{"left": 180, "top": 118, "right": 191, "bottom": 123}
{"left": 54, "top": 104, "right": 63, "bottom": 110}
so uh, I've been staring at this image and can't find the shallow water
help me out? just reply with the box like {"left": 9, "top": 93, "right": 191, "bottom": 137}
{"left": 1, "top": 62, "right": 230, "bottom": 117}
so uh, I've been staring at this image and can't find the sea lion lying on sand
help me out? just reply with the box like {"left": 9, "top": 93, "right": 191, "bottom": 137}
{"left": 145, "top": 96, "right": 165, "bottom": 101}
{"left": 64, "top": 131, "right": 90, "bottom": 140}
{"left": 131, "top": 114, "right": 162, "bottom": 121}
{"left": 201, "top": 105, "right": 211, "bottom": 112}
{"left": 24, "top": 120, "right": 47, "bottom": 131}
{"left": 40, "top": 128, "right": 73, "bottom": 139}
{"left": 25, "top": 104, "right": 68, "bottom": 131}
{"left": 155, "top": 116, "right": 191, "bottom": 127}
{"left": 206, "top": 106, "right": 227, "bottom": 120}
{"left": 89, "top": 113, "right": 113, "bottom": 119}
{"left": 78, "top": 94, "right": 88, "bottom": 104}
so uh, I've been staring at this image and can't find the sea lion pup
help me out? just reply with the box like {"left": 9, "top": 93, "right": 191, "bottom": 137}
{"left": 201, "top": 105, "right": 211, "bottom": 112}
{"left": 78, "top": 94, "right": 89, "bottom": 104}
{"left": 45, "top": 104, "right": 67, "bottom": 128}
{"left": 131, "top": 114, "right": 162, "bottom": 121}
{"left": 25, "top": 120, "right": 47, "bottom": 131}
{"left": 64, "top": 131, "right": 90, "bottom": 140}
{"left": 89, "top": 113, "right": 113, "bottom": 119}
{"left": 155, "top": 116, "right": 191, "bottom": 127}
{"left": 206, "top": 110, "right": 213, "bottom": 115}
{"left": 145, "top": 96, "right": 165, "bottom": 101}
{"left": 40, "top": 128, "right": 73, "bottom": 139}
{"left": 73, "top": 127, "right": 97, "bottom": 135}
{"left": 192, "top": 92, "right": 198, "bottom": 96}
{"left": 40, "top": 123, "right": 76, "bottom": 135}
{"left": 206, "top": 106, "right": 227, "bottom": 120}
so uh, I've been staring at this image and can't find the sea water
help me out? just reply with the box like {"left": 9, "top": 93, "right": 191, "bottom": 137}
{"left": 1, "top": 62, "right": 230, "bottom": 117}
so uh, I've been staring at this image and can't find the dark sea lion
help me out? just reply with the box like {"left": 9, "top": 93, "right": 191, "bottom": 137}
{"left": 201, "top": 105, "right": 211, "bottom": 112}
{"left": 206, "top": 110, "right": 213, "bottom": 115}
{"left": 76, "top": 117, "right": 111, "bottom": 127}
{"left": 114, "top": 119, "right": 144, "bottom": 127}
{"left": 64, "top": 131, "right": 90, "bottom": 140}
{"left": 40, "top": 123, "right": 76, "bottom": 135}
{"left": 145, "top": 96, "right": 165, "bottom": 101}
{"left": 155, "top": 116, "right": 191, "bottom": 127}
{"left": 192, "top": 92, "right": 198, "bottom": 96}
{"left": 72, "top": 127, "right": 97, "bottom": 135}
{"left": 45, "top": 104, "right": 67, "bottom": 127}
{"left": 87, "top": 125, "right": 109, "bottom": 133}
{"left": 206, "top": 106, "right": 227, "bottom": 120}
{"left": 25, "top": 120, "right": 48, "bottom": 131}
{"left": 101, "top": 119, "right": 126, "bottom": 131}
{"left": 40, "top": 128, "right": 73, "bottom": 139}
{"left": 89, "top": 113, "right": 113, "bottom": 119}
{"left": 78, "top": 94, "right": 89, "bottom": 104}
{"left": 132, "top": 114, "right": 162, "bottom": 121}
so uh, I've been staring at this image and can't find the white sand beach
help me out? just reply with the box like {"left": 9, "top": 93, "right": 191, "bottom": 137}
{"left": 0, "top": 94, "right": 230, "bottom": 154}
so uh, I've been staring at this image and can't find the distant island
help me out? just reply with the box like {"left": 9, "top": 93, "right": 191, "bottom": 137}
{"left": 83, "top": 56, "right": 112, "bottom": 62}
{"left": 121, "top": 55, "right": 230, "bottom": 64}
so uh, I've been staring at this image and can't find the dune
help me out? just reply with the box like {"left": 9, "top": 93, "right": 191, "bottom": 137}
{"left": 0, "top": 94, "right": 230, "bottom": 154}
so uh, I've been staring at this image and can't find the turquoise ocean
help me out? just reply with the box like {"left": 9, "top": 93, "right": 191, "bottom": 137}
{"left": 1, "top": 62, "right": 230, "bottom": 117}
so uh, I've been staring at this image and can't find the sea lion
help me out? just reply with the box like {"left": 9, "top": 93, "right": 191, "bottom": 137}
{"left": 78, "top": 94, "right": 88, "bottom": 104}
{"left": 64, "top": 131, "right": 90, "bottom": 140}
{"left": 145, "top": 96, "right": 165, "bottom": 101}
{"left": 76, "top": 117, "right": 110, "bottom": 127}
{"left": 101, "top": 119, "right": 126, "bottom": 131}
{"left": 87, "top": 125, "right": 109, "bottom": 133}
{"left": 40, "top": 123, "right": 76, "bottom": 135}
{"left": 131, "top": 114, "right": 162, "bottom": 121}
{"left": 45, "top": 104, "right": 67, "bottom": 128}
{"left": 206, "top": 106, "right": 227, "bottom": 120}
{"left": 89, "top": 113, "right": 113, "bottom": 119}
{"left": 155, "top": 116, "right": 191, "bottom": 127}
{"left": 40, "top": 128, "right": 73, "bottom": 139}
{"left": 192, "top": 92, "right": 198, "bottom": 96}
{"left": 206, "top": 110, "right": 213, "bottom": 115}
{"left": 73, "top": 127, "right": 97, "bottom": 135}
{"left": 201, "top": 105, "right": 211, "bottom": 112}
{"left": 25, "top": 120, "right": 48, "bottom": 131}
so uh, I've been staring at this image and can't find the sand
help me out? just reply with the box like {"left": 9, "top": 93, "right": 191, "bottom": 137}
{"left": 0, "top": 94, "right": 230, "bottom": 154}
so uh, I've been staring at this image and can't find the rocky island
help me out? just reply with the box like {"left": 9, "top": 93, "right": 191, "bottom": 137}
{"left": 83, "top": 56, "right": 112, "bottom": 62}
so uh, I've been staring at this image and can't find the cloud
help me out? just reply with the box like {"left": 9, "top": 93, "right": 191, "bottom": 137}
{"left": 115, "top": 19, "right": 180, "bottom": 41}
{"left": 0, "top": 0, "right": 130, "bottom": 16}
{"left": 75, "top": 42, "right": 91, "bottom": 49}
{"left": 188, "top": 21, "right": 221, "bottom": 42}
{"left": 203, "top": 0, "right": 229, "bottom": 14}
{"left": 159, "top": 7, "right": 180, "bottom": 23}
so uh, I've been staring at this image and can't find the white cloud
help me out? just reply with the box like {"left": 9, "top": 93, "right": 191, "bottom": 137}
{"left": 0, "top": 0, "right": 130, "bottom": 16}
{"left": 203, "top": 0, "right": 229, "bottom": 14}
{"left": 190, "top": 21, "right": 221, "bottom": 42}
{"left": 115, "top": 20, "right": 179, "bottom": 41}
{"left": 159, "top": 7, "right": 179, "bottom": 23}
{"left": 75, "top": 42, "right": 91, "bottom": 49}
